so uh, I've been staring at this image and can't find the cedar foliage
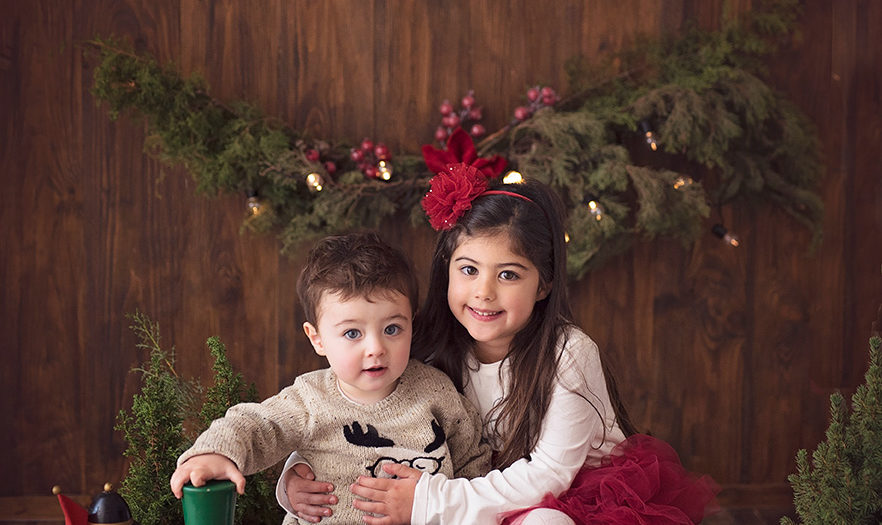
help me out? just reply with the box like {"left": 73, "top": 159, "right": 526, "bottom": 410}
{"left": 86, "top": 0, "right": 822, "bottom": 277}
{"left": 782, "top": 333, "right": 882, "bottom": 524}
{"left": 115, "top": 313, "right": 283, "bottom": 525}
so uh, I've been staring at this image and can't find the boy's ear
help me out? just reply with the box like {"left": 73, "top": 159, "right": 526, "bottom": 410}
{"left": 303, "top": 322, "right": 325, "bottom": 356}
{"left": 536, "top": 281, "right": 551, "bottom": 301}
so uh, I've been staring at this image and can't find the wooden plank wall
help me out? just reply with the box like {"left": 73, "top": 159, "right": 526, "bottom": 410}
{"left": 1, "top": 0, "right": 880, "bottom": 521}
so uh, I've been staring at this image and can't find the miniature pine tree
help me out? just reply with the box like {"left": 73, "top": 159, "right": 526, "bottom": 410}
{"left": 782, "top": 335, "right": 882, "bottom": 524}
{"left": 200, "top": 336, "right": 283, "bottom": 525}
{"left": 117, "top": 315, "right": 284, "bottom": 524}
{"left": 116, "top": 312, "right": 189, "bottom": 525}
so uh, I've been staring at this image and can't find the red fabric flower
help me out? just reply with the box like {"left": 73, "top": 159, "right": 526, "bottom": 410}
{"left": 421, "top": 163, "right": 489, "bottom": 230}
{"left": 421, "top": 127, "right": 507, "bottom": 179}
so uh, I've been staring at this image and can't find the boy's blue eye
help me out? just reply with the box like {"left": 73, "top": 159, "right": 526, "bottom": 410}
{"left": 343, "top": 329, "right": 361, "bottom": 340}
{"left": 384, "top": 324, "right": 401, "bottom": 336}
{"left": 500, "top": 270, "right": 519, "bottom": 281}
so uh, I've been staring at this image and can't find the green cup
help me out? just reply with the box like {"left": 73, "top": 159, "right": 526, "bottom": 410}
{"left": 181, "top": 480, "right": 237, "bottom": 525}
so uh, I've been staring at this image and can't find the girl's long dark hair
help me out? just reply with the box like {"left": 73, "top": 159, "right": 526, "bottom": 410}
{"left": 413, "top": 179, "right": 636, "bottom": 468}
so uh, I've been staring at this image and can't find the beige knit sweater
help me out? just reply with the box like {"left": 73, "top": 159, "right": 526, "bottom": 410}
{"left": 178, "top": 359, "right": 491, "bottom": 524}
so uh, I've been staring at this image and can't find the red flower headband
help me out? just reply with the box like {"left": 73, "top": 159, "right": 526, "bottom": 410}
{"left": 421, "top": 163, "right": 536, "bottom": 231}
{"left": 422, "top": 164, "right": 489, "bottom": 230}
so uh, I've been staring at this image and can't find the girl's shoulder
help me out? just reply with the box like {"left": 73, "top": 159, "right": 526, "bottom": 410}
{"left": 555, "top": 325, "right": 603, "bottom": 384}
{"left": 557, "top": 325, "right": 600, "bottom": 361}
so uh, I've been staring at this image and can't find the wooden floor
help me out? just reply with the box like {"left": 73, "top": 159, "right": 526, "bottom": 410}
{"left": 704, "top": 506, "right": 796, "bottom": 524}
{"left": 0, "top": 495, "right": 89, "bottom": 524}
{"left": 0, "top": 496, "right": 797, "bottom": 524}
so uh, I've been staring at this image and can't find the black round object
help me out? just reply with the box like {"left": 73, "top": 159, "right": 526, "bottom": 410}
{"left": 87, "top": 488, "right": 132, "bottom": 524}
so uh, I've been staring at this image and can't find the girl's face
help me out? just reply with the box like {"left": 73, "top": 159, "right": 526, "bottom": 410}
{"left": 447, "top": 231, "right": 549, "bottom": 363}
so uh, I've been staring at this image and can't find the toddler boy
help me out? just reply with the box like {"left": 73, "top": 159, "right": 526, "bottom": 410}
{"left": 170, "top": 232, "right": 490, "bottom": 524}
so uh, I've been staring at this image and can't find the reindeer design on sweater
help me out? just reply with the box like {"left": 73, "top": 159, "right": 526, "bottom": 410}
{"left": 343, "top": 419, "right": 447, "bottom": 478}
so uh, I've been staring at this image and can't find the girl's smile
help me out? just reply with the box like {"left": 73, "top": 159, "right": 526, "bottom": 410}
{"left": 467, "top": 306, "right": 502, "bottom": 320}
{"left": 447, "top": 232, "right": 549, "bottom": 363}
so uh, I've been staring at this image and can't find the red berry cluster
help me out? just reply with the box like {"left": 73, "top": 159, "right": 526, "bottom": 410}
{"left": 435, "top": 90, "right": 486, "bottom": 145}
{"left": 350, "top": 138, "right": 392, "bottom": 179}
{"left": 305, "top": 147, "right": 337, "bottom": 175}
{"left": 512, "top": 85, "right": 559, "bottom": 122}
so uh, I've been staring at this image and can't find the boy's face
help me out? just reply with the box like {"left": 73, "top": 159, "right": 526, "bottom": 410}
{"left": 303, "top": 290, "right": 412, "bottom": 404}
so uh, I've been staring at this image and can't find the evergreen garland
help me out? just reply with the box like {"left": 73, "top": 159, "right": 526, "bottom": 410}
{"left": 781, "top": 334, "right": 882, "bottom": 524}
{"left": 86, "top": 0, "right": 822, "bottom": 277}
{"left": 115, "top": 313, "right": 283, "bottom": 525}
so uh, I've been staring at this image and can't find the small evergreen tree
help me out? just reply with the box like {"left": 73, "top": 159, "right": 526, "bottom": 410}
{"left": 782, "top": 335, "right": 882, "bottom": 524}
{"left": 116, "top": 313, "right": 283, "bottom": 524}
{"left": 200, "top": 336, "right": 283, "bottom": 525}
{"left": 116, "top": 312, "right": 190, "bottom": 525}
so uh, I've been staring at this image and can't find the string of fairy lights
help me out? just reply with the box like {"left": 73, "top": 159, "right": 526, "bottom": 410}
{"left": 244, "top": 115, "right": 741, "bottom": 249}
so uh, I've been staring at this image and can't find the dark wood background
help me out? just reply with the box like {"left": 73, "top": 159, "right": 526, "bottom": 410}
{"left": 1, "top": 0, "right": 880, "bottom": 522}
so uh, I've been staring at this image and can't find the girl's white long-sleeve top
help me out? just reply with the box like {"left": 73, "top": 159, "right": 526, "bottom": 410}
{"left": 410, "top": 327, "right": 626, "bottom": 524}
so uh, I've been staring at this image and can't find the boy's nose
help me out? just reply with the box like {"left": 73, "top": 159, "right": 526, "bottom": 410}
{"left": 364, "top": 335, "right": 386, "bottom": 357}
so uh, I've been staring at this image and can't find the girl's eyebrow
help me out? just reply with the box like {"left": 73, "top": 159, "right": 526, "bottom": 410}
{"left": 496, "top": 262, "right": 530, "bottom": 271}
{"left": 453, "top": 255, "right": 478, "bottom": 263}
{"left": 453, "top": 255, "right": 530, "bottom": 270}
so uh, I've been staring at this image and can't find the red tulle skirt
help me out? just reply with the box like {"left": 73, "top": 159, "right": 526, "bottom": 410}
{"left": 501, "top": 434, "right": 720, "bottom": 525}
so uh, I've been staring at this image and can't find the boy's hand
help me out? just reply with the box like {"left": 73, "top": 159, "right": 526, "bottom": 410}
{"left": 169, "top": 453, "right": 246, "bottom": 499}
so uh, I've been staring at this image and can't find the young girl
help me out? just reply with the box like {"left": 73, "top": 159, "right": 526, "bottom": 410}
{"left": 282, "top": 164, "right": 718, "bottom": 524}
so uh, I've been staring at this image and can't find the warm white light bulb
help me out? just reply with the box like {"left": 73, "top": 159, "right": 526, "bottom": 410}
{"left": 306, "top": 173, "right": 324, "bottom": 191}
{"left": 640, "top": 121, "right": 658, "bottom": 151}
{"left": 586, "top": 199, "right": 604, "bottom": 221}
{"left": 503, "top": 171, "right": 524, "bottom": 184}
{"left": 673, "top": 175, "right": 694, "bottom": 190}
{"left": 246, "top": 196, "right": 263, "bottom": 216}
{"left": 724, "top": 233, "right": 740, "bottom": 247}
{"left": 712, "top": 224, "right": 740, "bottom": 247}
{"left": 378, "top": 161, "right": 393, "bottom": 181}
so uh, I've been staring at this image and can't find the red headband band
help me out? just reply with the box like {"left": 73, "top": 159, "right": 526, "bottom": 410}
{"left": 480, "top": 189, "right": 536, "bottom": 204}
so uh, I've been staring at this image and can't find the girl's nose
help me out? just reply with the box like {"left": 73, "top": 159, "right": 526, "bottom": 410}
{"left": 474, "top": 275, "right": 495, "bottom": 301}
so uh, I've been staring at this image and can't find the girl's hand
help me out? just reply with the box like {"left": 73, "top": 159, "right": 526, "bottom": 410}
{"left": 284, "top": 463, "right": 337, "bottom": 523}
{"left": 350, "top": 463, "right": 421, "bottom": 525}
{"left": 169, "top": 453, "right": 246, "bottom": 498}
